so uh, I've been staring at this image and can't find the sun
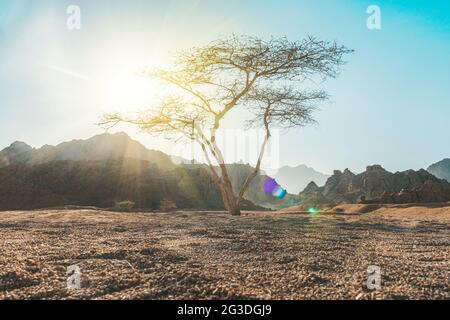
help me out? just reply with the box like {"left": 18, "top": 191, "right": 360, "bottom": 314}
{"left": 98, "top": 66, "right": 161, "bottom": 114}
{"left": 96, "top": 51, "right": 169, "bottom": 113}
{"left": 102, "top": 72, "right": 157, "bottom": 112}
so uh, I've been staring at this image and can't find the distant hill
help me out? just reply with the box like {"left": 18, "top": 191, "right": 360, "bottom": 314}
{"left": 273, "top": 165, "right": 329, "bottom": 194}
{"left": 299, "top": 165, "right": 450, "bottom": 205}
{"left": 0, "top": 132, "right": 176, "bottom": 171}
{"left": 428, "top": 159, "right": 450, "bottom": 182}
{"left": 0, "top": 141, "right": 34, "bottom": 167}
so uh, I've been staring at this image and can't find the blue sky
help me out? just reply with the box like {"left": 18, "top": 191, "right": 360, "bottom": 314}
{"left": 0, "top": 0, "right": 449, "bottom": 174}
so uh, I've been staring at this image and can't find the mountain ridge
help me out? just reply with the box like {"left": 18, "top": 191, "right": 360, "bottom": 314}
{"left": 299, "top": 164, "right": 450, "bottom": 205}
{"left": 0, "top": 132, "right": 176, "bottom": 171}
{"left": 427, "top": 158, "right": 450, "bottom": 183}
{"left": 0, "top": 133, "right": 294, "bottom": 210}
{"left": 2, "top": 133, "right": 448, "bottom": 210}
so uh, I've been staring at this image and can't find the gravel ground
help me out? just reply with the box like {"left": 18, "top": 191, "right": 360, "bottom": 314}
{"left": 0, "top": 209, "right": 448, "bottom": 300}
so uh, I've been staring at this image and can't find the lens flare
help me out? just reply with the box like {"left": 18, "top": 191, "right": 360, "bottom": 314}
{"left": 263, "top": 178, "right": 287, "bottom": 200}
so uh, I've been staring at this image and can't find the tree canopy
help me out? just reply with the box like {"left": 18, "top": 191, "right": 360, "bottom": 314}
{"left": 101, "top": 35, "right": 353, "bottom": 215}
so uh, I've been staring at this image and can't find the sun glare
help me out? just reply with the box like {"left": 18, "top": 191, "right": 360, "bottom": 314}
{"left": 96, "top": 51, "right": 169, "bottom": 113}
{"left": 102, "top": 72, "right": 157, "bottom": 112}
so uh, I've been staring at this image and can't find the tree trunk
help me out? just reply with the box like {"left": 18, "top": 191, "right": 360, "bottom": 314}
{"left": 196, "top": 125, "right": 243, "bottom": 216}
{"left": 218, "top": 179, "right": 241, "bottom": 216}
{"left": 229, "top": 206, "right": 242, "bottom": 216}
{"left": 223, "top": 193, "right": 241, "bottom": 216}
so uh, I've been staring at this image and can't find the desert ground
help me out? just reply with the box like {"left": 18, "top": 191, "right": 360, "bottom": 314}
{"left": 0, "top": 204, "right": 449, "bottom": 300}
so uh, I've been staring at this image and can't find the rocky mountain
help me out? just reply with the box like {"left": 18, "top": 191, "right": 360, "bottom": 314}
{"left": 0, "top": 158, "right": 268, "bottom": 211}
{"left": 4, "top": 134, "right": 448, "bottom": 210}
{"left": 273, "top": 165, "right": 329, "bottom": 194}
{"left": 0, "top": 132, "right": 176, "bottom": 171}
{"left": 299, "top": 165, "right": 450, "bottom": 205}
{"left": 428, "top": 159, "right": 450, "bottom": 182}
{"left": 0, "top": 133, "right": 282, "bottom": 210}
{"left": 298, "top": 181, "right": 329, "bottom": 206}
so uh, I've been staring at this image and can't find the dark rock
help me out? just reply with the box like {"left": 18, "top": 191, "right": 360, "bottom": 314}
{"left": 299, "top": 164, "right": 450, "bottom": 205}
{"left": 0, "top": 134, "right": 280, "bottom": 211}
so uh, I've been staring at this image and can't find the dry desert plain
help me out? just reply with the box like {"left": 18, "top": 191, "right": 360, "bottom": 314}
{"left": 0, "top": 203, "right": 449, "bottom": 300}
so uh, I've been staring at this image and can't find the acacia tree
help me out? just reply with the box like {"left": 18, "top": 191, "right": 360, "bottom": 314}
{"left": 101, "top": 35, "right": 352, "bottom": 216}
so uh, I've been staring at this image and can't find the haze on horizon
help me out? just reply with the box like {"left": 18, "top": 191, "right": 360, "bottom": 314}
{"left": 1, "top": 0, "right": 449, "bottom": 174}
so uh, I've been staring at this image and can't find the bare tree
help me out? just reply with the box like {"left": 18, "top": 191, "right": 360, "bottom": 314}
{"left": 100, "top": 35, "right": 352, "bottom": 215}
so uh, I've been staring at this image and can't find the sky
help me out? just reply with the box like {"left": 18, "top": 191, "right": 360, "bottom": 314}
{"left": 0, "top": 0, "right": 449, "bottom": 174}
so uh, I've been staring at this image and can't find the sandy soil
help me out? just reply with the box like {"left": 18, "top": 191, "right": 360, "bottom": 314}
{"left": 0, "top": 205, "right": 449, "bottom": 300}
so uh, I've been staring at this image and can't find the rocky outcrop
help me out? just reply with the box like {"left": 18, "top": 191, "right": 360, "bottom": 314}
{"left": 322, "top": 169, "right": 357, "bottom": 203}
{"left": 299, "top": 165, "right": 450, "bottom": 205}
{"left": 428, "top": 159, "right": 450, "bottom": 182}
{"left": 298, "top": 181, "right": 329, "bottom": 206}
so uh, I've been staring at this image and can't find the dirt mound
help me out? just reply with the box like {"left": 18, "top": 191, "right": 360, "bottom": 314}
{"left": 280, "top": 203, "right": 450, "bottom": 220}
{"left": 279, "top": 203, "right": 382, "bottom": 214}
{"left": 331, "top": 204, "right": 383, "bottom": 214}
{"left": 279, "top": 204, "right": 334, "bottom": 213}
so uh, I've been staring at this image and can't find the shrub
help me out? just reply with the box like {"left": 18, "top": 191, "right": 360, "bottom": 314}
{"left": 114, "top": 200, "right": 135, "bottom": 212}
{"left": 160, "top": 198, "right": 177, "bottom": 212}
